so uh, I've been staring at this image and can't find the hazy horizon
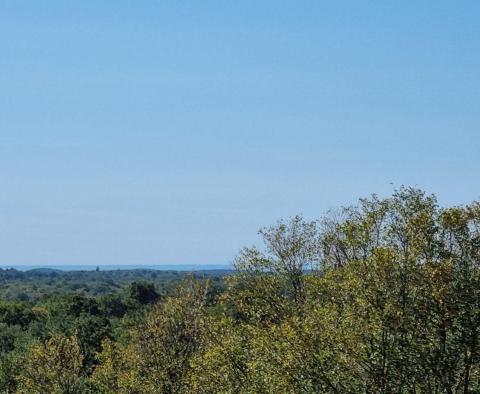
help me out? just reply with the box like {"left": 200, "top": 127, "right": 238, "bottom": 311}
{"left": 1, "top": 2, "right": 479, "bottom": 265}
{"left": 0, "top": 263, "right": 233, "bottom": 271}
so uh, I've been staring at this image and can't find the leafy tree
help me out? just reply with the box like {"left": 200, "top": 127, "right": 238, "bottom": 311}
{"left": 0, "top": 353, "right": 17, "bottom": 393}
{"left": 94, "top": 280, "right": 208, "bottom": 393}
{"left": 91, "top": 339, "right": 139, "bottom": 394}
{"left": 128, "top": 281, "right": 160, "bottom": 305}
{"left": 0, "top": 301, "right": 35, "bottom": 328}
{"left": 99, "top": 294, "right": 128, "bottom": 318}
{"left": 16, "top": 334, "right": 84, "bottom": 394}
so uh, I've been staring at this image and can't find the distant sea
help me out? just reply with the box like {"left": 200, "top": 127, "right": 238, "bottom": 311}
{"left": 0, "top": 264, "right": 233, "bottom": 272}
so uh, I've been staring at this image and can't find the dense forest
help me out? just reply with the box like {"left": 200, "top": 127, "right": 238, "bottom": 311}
{"left": 0, "top": 267, "right": 230, "bottom": 301}
{"left": 1, "top": 187, "right": 480, "bottom": 393}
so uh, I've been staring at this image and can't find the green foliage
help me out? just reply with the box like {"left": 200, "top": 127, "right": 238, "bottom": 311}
{"left": 128, "top": 281, "right": 160, "bottom": 305}
{"left": 16, "top": 334, "right": 84, "bottom": 394}
{"left": 0, "top": 268, "right": 228, "bottom": 301}
{"left": 1, "top": 187, "right": 480, "bottom": 392}
{"left": 93, "top": 279, "right": 208, "bottom": 393}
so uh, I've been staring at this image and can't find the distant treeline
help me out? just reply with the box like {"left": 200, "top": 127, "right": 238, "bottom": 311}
{"left": 0, "top": 268, "right": 230, "bottom": 301}
{"left": 1, "top": 187, "right": 480, "bottom": 393}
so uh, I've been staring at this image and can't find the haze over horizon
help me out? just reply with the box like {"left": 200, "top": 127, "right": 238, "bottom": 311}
{"left": 1, "top": 1, "right": 479, "bottom": 265}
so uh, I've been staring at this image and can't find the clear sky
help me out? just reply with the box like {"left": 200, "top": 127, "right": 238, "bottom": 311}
{"left": 1, "top": 1, "right": 479, "bottom": 265}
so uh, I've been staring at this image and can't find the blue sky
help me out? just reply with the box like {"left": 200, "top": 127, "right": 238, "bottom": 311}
{"left": 1, "top": 1, "right": 479, "bottom": 265}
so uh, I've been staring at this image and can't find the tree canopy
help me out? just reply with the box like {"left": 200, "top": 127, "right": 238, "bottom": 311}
{"left": 1, "top": 187, "right": 479, "bottom": 393}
